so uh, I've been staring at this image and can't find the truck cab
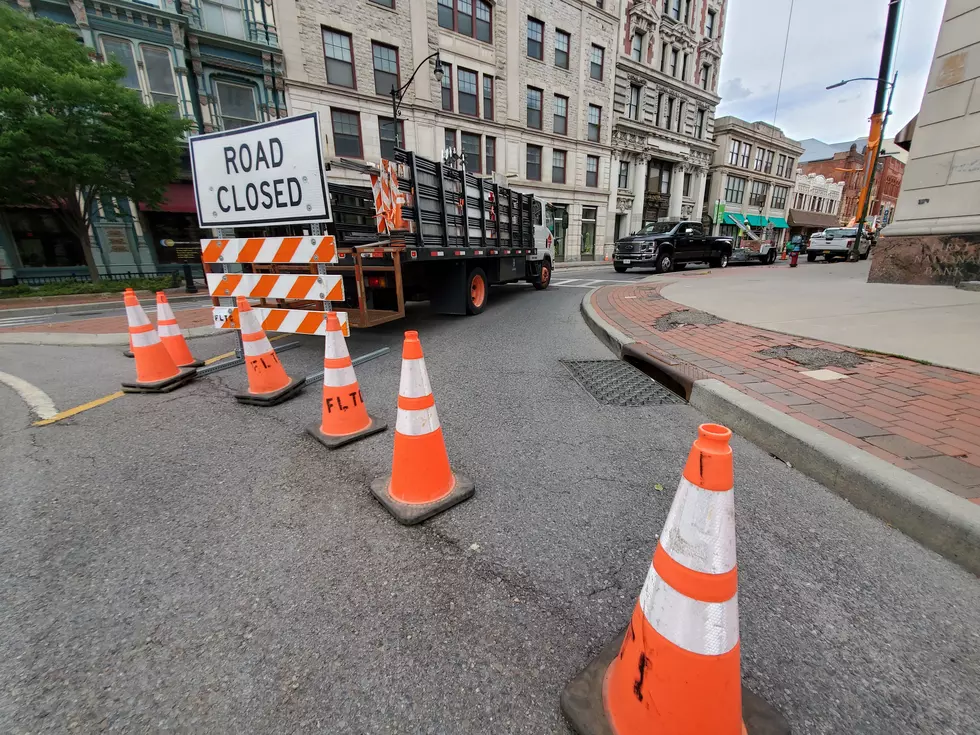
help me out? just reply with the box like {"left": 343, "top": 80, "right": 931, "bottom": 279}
{"left": 613, "top": 220, "right": 733, "bottom": 273}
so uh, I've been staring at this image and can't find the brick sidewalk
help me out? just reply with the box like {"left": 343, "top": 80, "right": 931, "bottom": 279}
{"left": 591, "top": 281, "right": 980, "bottom": 504}
{"left": 0, "top": 287, "right": 194, "bottom": 311}
{"left": 0, "top": 306, "right": 214, "bottom": 335}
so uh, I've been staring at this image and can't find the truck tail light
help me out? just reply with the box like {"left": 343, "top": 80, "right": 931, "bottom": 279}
{"left": 366, "top": 275, "right": 389, "bottom": 288}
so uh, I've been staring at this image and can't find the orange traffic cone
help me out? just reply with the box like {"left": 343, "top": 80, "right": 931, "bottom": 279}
{"left": 121, "top": 291, "right": 196, "bottom": 393}
{"left": 123, "top": 288, "right": 135, "bottom": 358}
{"left": 234, "top": 296, "right": 304, "bottom": 406}
{"left": 306, "top": 312, "right": 386, "bottom": 448}
{"left": 155, "top": 292, "right": 204, "bottom": 368}
{"left": 371, "top": 330, "right": 473, "bottom": 524}
{"left": 561, "top": 424, "right": 788, "bottom": 735}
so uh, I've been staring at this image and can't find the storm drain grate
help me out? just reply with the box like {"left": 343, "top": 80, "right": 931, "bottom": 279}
{"left": 560, "top": 360, "right": 684, "bottom": 406}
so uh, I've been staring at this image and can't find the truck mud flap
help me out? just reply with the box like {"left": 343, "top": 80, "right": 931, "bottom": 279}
{"left": 429, "top": 260, "right": 468, "bottom": 315}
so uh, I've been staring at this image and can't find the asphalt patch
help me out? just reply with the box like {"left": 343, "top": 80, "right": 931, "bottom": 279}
{"left": 756, "top": 345, "right": 868, "bottom": 369}
{"left": 653, "top": 309, "right": 724, "bottom": 331}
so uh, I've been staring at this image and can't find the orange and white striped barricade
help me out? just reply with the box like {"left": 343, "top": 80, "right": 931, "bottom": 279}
{"left": 306, "top": 311, "right": 386, "bottom": 448}
{"left": 371, "top": 330, "right": 473, "bottom": 524}
{"left": 121, "top": 290, "right": 197, "bottom": 393}
{"left": 211, "top": 307, "right": 350, "bottom": 338}
{"left": 122, "top": 288, "right": 136, "bottom": 358}
{"left": 233, "top": 296, "right": 305, "bottom": 406}
{"left": 155, "top": 291, "right": 204, "bottom": 368}
{"left": 560, "top": 423, "right": 789, "bottom": 735}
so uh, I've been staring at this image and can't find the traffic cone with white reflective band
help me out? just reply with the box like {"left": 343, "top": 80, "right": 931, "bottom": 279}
{"left": 121, "top": 290, "right": 196, "bottom": 393}
{"left": 155, "top": 292, "right": 203, "bottom": 368}
{"left": 234, "top": 296, "right": 304, "bottom": 406}
{"left": 306, "top": 312, "right": 386, "bottom": 448}
{"left": 123, "top": 288, "right": 135, "bottom": 358}
{"left": 561, "top": 423, "right": 789, "bottom": 735}
{"left": 371, "top": 330, "right": 474, "bottom": 525}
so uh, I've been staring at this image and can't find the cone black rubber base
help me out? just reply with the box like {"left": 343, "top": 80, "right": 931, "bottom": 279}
{"left": 560, "top": 630, "right": 791, "bottom": 735}
{"left": 370, "top": 473, "right": 474, "bottom": 526}
{"left": 121, "top": 367, "right": 197, "bottom": 394}
{"left": 305, "top": 414, "right": 387, "bottom": 449}
{"left": 123, "top": 349, "right": 134, "bottom": 358}
{"left": 178, "top": 359, "right": 206, "bottom": 368}
{"left": 234, "top": 377, "right": 305, "bottom": 407}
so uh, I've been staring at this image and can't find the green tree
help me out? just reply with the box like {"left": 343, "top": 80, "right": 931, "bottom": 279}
{"left": 0, "top": 5, "right": 191, "bottom": 281}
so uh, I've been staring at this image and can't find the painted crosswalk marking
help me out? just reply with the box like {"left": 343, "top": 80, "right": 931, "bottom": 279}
{"left": 551, "top": 278, "right": 642, "bottom": 288}
{"left": 0, "top": 314, "right": 51, "bottom": 329}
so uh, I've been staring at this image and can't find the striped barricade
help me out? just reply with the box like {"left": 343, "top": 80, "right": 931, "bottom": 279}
{"left": 206, "top": 273, "right": 344, "bottom": 301}
{"left": 212, "top": 307, "right": 350, "bottom": 337}
{"left": 201, "top": 236, "right": 337, "bottom": 264}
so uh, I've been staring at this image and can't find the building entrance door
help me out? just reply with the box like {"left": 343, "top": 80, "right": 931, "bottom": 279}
{"left": 581, "top": 206, "right": 597, "bottom": 261}
{"left": 551, "top": 204, "right": 568, "bottom": 261}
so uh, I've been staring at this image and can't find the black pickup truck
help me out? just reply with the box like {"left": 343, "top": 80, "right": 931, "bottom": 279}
{"left": 613, "top": 220, "right": 734, "bottom": 273}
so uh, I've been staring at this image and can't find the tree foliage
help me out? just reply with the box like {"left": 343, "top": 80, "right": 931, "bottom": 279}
{"left": 0, "top": 5, "right": 191, "bottom": 279}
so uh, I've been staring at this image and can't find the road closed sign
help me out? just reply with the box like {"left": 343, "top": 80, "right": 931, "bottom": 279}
{"left": 189, "top": 112, "right": 331, "bottom": 228}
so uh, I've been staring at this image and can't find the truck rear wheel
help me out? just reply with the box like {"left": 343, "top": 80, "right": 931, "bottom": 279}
{"left": 466, "top": 267, "right": 488, "bottom": 315}
{"left": 767, "top": 250, "right": 777, "bottom": 264}
{"left": 533, "top": 259, "right": 552, "bottom": 290}
{"left": 807, "top": 253, "right": 816, "bottom": 262}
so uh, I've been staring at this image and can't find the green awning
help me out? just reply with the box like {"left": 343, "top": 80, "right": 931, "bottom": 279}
{"left": 746, "top": 214, "right": 768, "bottom": 227}
{"left": 722, "top": 212, "right": 746, "bottom": 226}
{"left": 768, "top": 217, "right": 789, "bottom": 229}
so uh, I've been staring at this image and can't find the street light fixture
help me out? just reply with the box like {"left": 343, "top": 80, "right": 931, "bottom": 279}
{"left": 390, "top": 51, "right": 443, "bottom": 149}
{"left": 826, "top": 76, "right": 893, "bottom": 90}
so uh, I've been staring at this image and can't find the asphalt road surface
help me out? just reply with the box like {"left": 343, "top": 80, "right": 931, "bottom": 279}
{"left": 1, "top": 276, "right": 978, "bottom": 734}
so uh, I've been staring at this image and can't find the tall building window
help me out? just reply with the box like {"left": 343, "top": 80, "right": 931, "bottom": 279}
{"left": 695, "top": 108, "right": 705, "bottom": 138}
{"left": 441, "top": 62, "right": 453, "bottom": 111}
{"left": 371, "top": 42, "right": 399, "bottom": 96}
{"left": 754, "top": 147, "right": 766, "bottom": 172}
{"left": 701, "top": 64, "right": 711, "bottom": 90}
{"left": 740, "top": 143, "right": 751, "bottom": 168}
{"left": 665, "top": 97, "right": 674, "bottom": 130}
{"left": 681, "top": 53, "right": 688, "bottom": 81}
{"left": 461, "top": 131, "right": 481, "bottom": 172}
{"left": 440, "top": 0, "right": 492, "bottom": 41}
{"left": 142, "top": 46, "right": 179, "bottom": 107}
{"left": 378, "top": 117, "right": 405, "bottom": 160}
{"left": 101, "top": 38, "right": 141, "bottom": 90}
{"left": 483, "top": 76, "right": 494, "bottom": 120}
{"left": 656, "top": 92, "right": 664, "bottom": 126}
{"left": 527, "top": 86, "right": 543, "bottom": 129}
{"left": 555, "top": 29, "right": 570, "bottom": 69}
{"left": 527, "top": 17, "right": 544, "bottom": 60}
{"left": 201, "top": 0, "right": 245, "bottom": 39}
{"left": 776, "top": 154, "right": 787, "bottom": 177}
{"left": 553, "top": 95, "right": 568, "bottom": 135}
{"left": 660, "top": 42, "right": 668, "bottom": 72}
{"left": 670, "top": 48, "right": 678, "bottom": 77}
{"left": 586, "top": 155, "right": 599, "bottom": 187}
{"left": 627, "top": 85, "right": 641, "bottom": 120}
{"left": 214, "top": 80, "right": 258, "bottom": 130}
{"left": 631, "top": 32, "right": 644, "bottom": 62}
{"left": 618, "top": 160, "right": 630, "bottom": 189}
{"left": 323, "top": 29, "right": 355, "bottom": 88}
{"left": 676, "top": 101, "right": 684, "bottom": 132}
{"left": 590, "top": 45, "right": 604, "bottom": 80}
{"left": 552, "top": 150, "right": 567, "bottom": 183}
{"left": 444, "top": 128, "right": 457, "bottom": 152}
{"left": 683, "top": 171, "right": 692, "bottom": 196}
{"left": 724, "top": 175, "right": 746, "bottom": 204}
{"left": 370, "top": 0, "right": 394, "bottom": 8}
{"left": 749, "top": 180, "right": 768, "bottom": 207}
{"left": 762, "top": 150, "right": 774, "bottom": 173}
{"left": 485, "top": 136, "right": 496, "bottom": 173}
{"left": 771, "top": 185, "right": 788, "bottom": 210}
{"left": 706, "top": 9, "right": 716, "bottom": 38}
{"left": 785, "top": 158, "right": 795, "bottom": 178}
{"left": 458, "top": 68, "right": 478, "bottom": 116}
{"left": 331, "top": 109, "right": 362, "bottom": 158}
{"left": 667, "top": 0, "right": 681, "bottom": 21}
{"left": 587, "top": 104, "right": 601, "bottom": 142}
{"left": 526, "top": 144, "right": 542, "bottom": 180}
{"left": 729, "top": 140, "right": 740, "bottom": 166}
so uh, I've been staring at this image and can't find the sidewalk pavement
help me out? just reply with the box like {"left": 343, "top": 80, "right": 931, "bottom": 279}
{"left": 0, "top": 288, "right": 209, "bottom": 316}
{"left": 584, "top": 280, "right": 980, "bottom": 574}
{"left": 0, "top": 306, "right": 216, "bottom": 345}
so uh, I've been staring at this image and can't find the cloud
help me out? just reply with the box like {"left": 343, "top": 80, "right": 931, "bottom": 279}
{"left": 720, "top": 77, "right": 752, "bottom": 102}
{"left": 716, "top": 0, "right": 944, "bottom": 142}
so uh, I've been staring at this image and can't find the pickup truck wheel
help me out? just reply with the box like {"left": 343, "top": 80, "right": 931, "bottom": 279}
{"left": 806, "top": 253, "right": 816, "bottom": 262}
{"left": 767, "top": 250, "right": 777, "bottom": 264}
{"left": 654, "top": 251, "right": 673, "bottom": 274}
{"left": 613, "top": 263, "right": 628, "bottom": 273}
{"left": 859, "top": 250, "right": 870, "bottom": 261}
{"left": 710, "top": 253, "right": 729, "bottom": 269}
{"left": 466, "top": 267, "right": 488, "bottom": 315}
{"left": 532, "top": 259, "right": 552, "bottom": 290}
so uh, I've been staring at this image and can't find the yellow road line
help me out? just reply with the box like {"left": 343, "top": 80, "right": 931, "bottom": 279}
{"left": 33, "top": 391, "right": 124, "bottom": 426}
{"left": 33, "top": 335, "right": 293, "bottom": 426}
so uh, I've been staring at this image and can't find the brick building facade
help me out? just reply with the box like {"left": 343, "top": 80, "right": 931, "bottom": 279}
{"left": 799, "top": 144, "right": 905, "bottom": 227}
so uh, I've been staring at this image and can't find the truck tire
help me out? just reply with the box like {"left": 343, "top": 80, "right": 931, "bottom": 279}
{"left": 859, "top": 249, "right": 870, "bottom": 261}
{"left": 767, "top": 250, "right": 777, "bottom": 264}
{"left": 654, "top": 249, "right": 673, "bottom": 274}
{"left": 807, "top": 253, "right": 816, "bottom": 262}
{"left": 466, "top": 267, "right": 488, "bottom": 315}
{"left": 533, "top": 259, "right": 552, "bottom": 290}
{"left": 614, "top": 263, "right": 629, "bottom": 273}
{"left": 710, "top": 252, "right": 729, "bottom": 269}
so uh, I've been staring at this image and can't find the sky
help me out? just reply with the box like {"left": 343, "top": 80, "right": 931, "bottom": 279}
{"left": 716, "top": 0, "right": 945, "bottom": 145}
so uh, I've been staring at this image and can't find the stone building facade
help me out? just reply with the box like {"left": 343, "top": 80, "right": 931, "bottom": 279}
{"left": 706, "top": 116, "right": 803, "bottom": 247}
{"left": 606, "top": 0, "right": 725, "bottom": 246}
{"left": 787, "top": 172, "right": 844, "bottom": 241}
{"left": 800, "top": 145, "right": 905, "bottom": 227}
{"left": 277, "top": 0, "right": 619, "bottom": 261}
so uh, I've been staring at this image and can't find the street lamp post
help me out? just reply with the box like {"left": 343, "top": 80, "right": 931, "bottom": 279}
{"left": 390, "top": 51, "right": 444, "bottom": 149}
{"left": 825, "top": 73, "right": 897, "bottom": 260}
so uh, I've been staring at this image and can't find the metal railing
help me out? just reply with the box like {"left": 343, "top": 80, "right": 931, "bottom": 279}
{"left": 14, "top": 271, "right": 181, "bottom": 287}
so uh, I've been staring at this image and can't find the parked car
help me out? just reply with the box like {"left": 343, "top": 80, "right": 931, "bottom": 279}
{"left": 806, "top": 227, "right": 871, "bottom": 262}
{"left": 613, "top": 221, "right": 734, "bottom": 273}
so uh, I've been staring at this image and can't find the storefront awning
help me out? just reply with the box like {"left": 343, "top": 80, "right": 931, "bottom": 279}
{"left": 139, "top": 183, "right": 197, "bottom": 214}
{"left": 767, "top": 217, "right": 789, "bottom": 229}
{"left": 745, "top": 214, "right": 768, "bottom": 227}
{"left": 722, "top": 212, "right": 746, "bottom": 226}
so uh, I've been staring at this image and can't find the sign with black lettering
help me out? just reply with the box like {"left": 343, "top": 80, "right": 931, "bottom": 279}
{"left": 188, "top": 112, "right": 331, "bottom": 228}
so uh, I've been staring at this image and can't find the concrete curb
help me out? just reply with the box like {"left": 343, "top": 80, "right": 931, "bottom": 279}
{"left": 0, "top": 325, "right": 218, "bottom": 347}
{"left": 0, "top": 294, "right": 211, "bottom": 319}
{"left": 582, "top": 288, "right": 980, "bottom": 576}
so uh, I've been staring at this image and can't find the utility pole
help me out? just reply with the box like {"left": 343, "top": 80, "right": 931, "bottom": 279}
{"left": 851, "top": 0, "right": 902, "bottom": 260}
